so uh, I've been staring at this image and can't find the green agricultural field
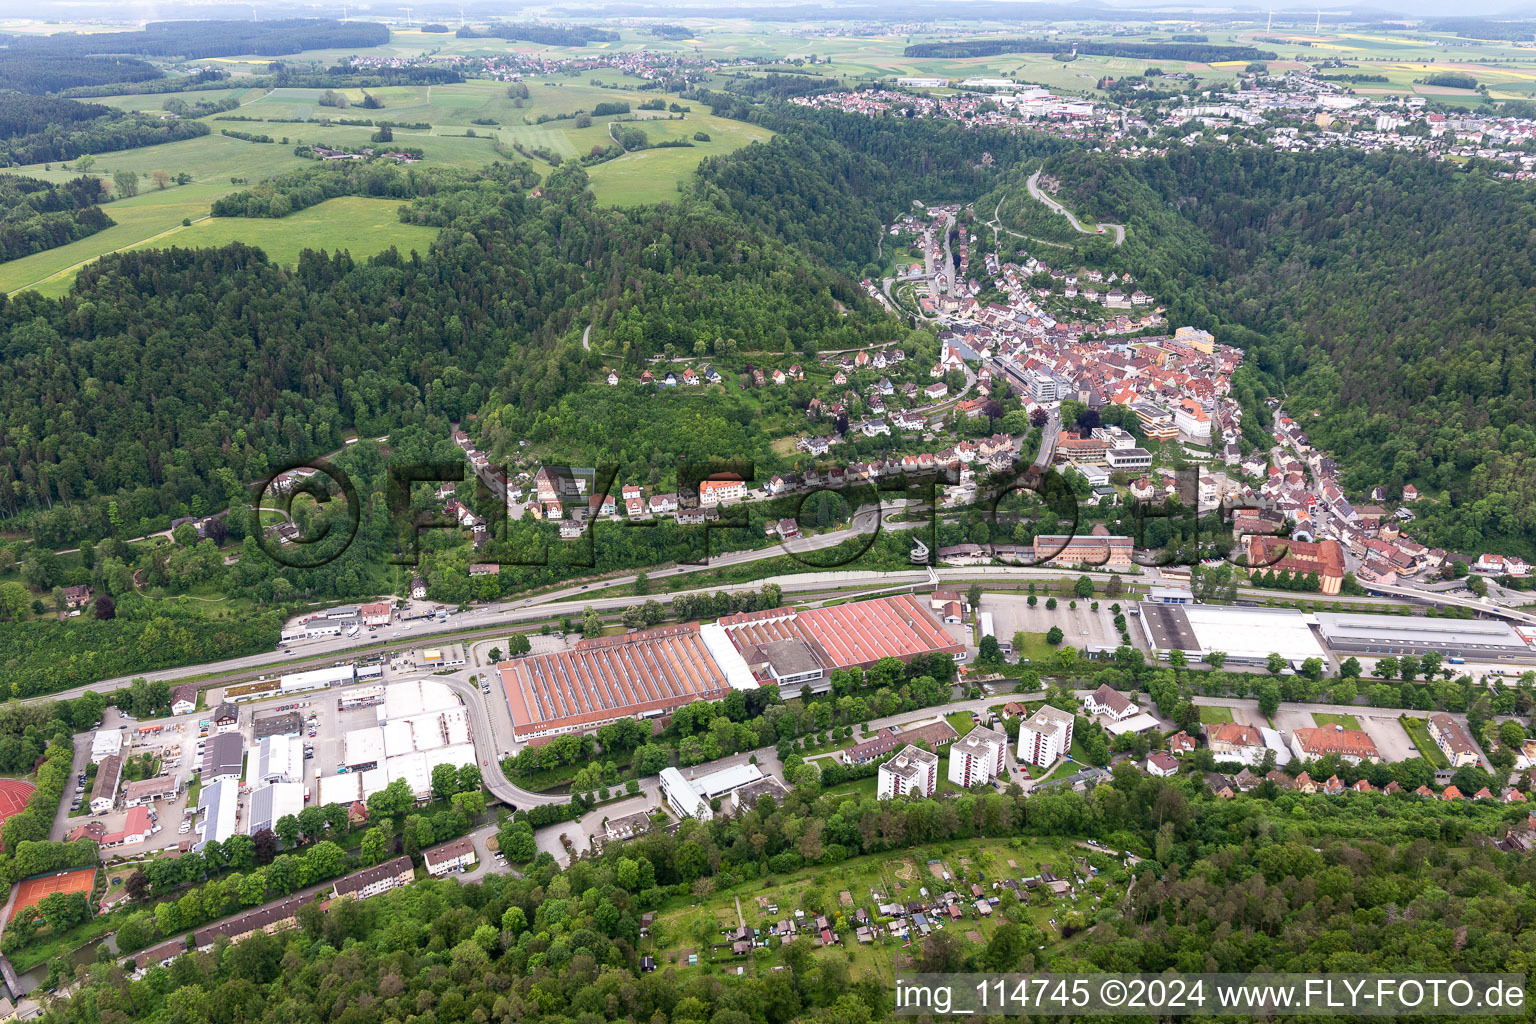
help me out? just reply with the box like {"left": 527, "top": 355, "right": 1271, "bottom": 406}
{"left": 124, "top": 196, "right": 438, "bottom": 266}
{"left": 589, "top": 115, "right": 773, "bottom": 205}
{"left": 0, "top": 76, "right": 774, "bottom": 291}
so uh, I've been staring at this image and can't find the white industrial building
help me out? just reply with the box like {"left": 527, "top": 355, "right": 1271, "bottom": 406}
{"left": 90, "top": 729, "right": 122, "bottom": 763}
{"left": 660, "top": 764, "right": 766, "bottom": 821}
{"left": 343, "top": 728, "right": 386, "bottom": 770}
{"left": 387, "top": 744, "right": 476, "bottom": 800}
{"left": 253, "top": 735, "right": 305, "bottom": 785}
{"left": 384, "top": 679, "right": 461, "bottom": 719}
{"left": 948, "top": 726, "right": 1007, "bottom": 788}
{"left": 339, "top": 680, "right": 475, "bottom": 800}
{"left": 246, "top": 781, "right": 304, "bottom": 835}
{"left": 280, "top": 664, "right": 355, "bottom": 694}
{"left": 878, "top": 745, "right": 939, "bottom": 799}
{"left": 661, "top": 767, "right": 712, "bottom": 821}
{"left": 194, "top": 777, "right": 239, "bottom": 852}
{"left": 318, "top": 766, "right": 390, "bottom": 808}
{"left": 1138, "top": 603, "right": 1329, "bottom": 667}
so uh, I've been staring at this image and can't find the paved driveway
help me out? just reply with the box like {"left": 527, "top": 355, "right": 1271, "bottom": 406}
{"left": 1356, "top": 712, "right": 1418, "bottom": 764}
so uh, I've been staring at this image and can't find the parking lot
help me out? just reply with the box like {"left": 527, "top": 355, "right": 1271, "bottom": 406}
{"left": 1355, "top": 713, "right": 1419, "bottom": 763}
{"left": 1270, "top": 707, "right": 1316, "bottom": 736}
{"left": 981, "top": 592, "right": 1126, "bottom": 652}
{"left": 1267, "top": 706, "right": 1418, "bottom": 764}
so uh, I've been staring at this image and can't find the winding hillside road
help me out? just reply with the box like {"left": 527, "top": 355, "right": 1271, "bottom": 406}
{"left": 1027, "top": 168, "right": 1126, "bottom": 246}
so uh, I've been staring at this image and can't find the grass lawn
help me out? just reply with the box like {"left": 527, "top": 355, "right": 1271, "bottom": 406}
{"left": 819, "top": 774, "right": 877, "bottom": 801}
{"left": 123, "top": 197, "right": 438, "bottom": 266}
{"left": 586, "top": 113, "right": 773, "bottom": 206}
{"left": 1012, "top": 632, "right": 1062, "bottom": 665}
{"left": 1312, "top": 712, "right": 1361, "bottom": 730}
{"left": 1401, "top": 716, "right": 1451, "bottom": 769}
{"left": 1198, "top": 706, "right": 1235, "bottom": 725}
{"left": 946, "top": 711, "right": 977, "bottom": 738}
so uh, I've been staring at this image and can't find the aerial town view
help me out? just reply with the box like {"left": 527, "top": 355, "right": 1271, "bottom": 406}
{"left": 0, "top": 1, "right": 1533, "bottom": 1021}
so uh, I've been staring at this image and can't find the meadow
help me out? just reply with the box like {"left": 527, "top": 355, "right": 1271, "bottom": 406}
{"left": 124, "top": 196, "right": 438, "bottom": 265}
{"left": 1, "top": 75, "right": 770, "bottom": 294}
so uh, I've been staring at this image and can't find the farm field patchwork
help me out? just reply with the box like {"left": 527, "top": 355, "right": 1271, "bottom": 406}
{"left": 0, "top": 78, "right": 772, "bottom": 293}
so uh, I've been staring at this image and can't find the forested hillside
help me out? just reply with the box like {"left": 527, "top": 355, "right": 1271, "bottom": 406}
{"left": 45, "top": 774, "right": 1536, "bottom": 1024}
{"left": 698, "top": 107, "right": 1065, "bottom": 273}
{"left": 0, "top": 152, "right": 893, "bottom": 546}
{"left": 1029, "top": 147, "right": 1536, "bottom": 558}
{"left": 0, "top": 53, "right": 161, "bottom": 94}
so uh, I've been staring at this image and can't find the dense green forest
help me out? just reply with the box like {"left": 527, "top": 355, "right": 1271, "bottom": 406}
{"left": 1026, "top": 146, "right": 1536, "bottom": 558}
{"left": 210, "top": 162, "right": 539, "bottom": 219}
{"left": 0, "top": 93, "right": 210, "bottom": 166}
{"left": 1, "top": 107, "right": 1061, "bottom": 547}
{"left": 0, "top": 174, "right": 112, "bottom": 263}
{"left": 0, "top": 140, "right": 898, "bottom": 545}
{"left": 903, "top": 37, "right": 1275, "bottom": 61}
{"left": 8, "top": 19, "right": 390, "bottom": 60}
{"left": 456, "top": 23, "right": 620, "bottom": 45}
{"left": 0, "top": 54, "right": 161, "bottom": 95}
{"left": 699, "top": 108, "right": 1066, "bottom": 272}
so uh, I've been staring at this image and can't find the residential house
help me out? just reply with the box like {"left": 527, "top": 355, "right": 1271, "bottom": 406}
{"left": 332, "top": 856, "right": 416, "bottom": 901}
{"left": 423, "top": 837, "right": 478, "bottom": 876}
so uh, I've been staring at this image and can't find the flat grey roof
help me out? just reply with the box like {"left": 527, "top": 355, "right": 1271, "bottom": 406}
{"left": 1316, "top": 612, "right": 1532, "bottom": 654}
{"left": 763, "top": 638, "right": 821, "bottom": 676}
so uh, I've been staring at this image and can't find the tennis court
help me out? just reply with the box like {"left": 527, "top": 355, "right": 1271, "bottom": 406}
{"left": 0, "top": 778, "right": 35, "bottom": 849}
{"left": 10, "top": 866, "right": 95, "bottom": 922}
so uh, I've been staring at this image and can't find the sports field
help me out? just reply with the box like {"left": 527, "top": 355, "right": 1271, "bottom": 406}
{"left": 0, "top": 778, "right": 35, "bottom": 849}
{"left": 10, "top": 866, "right": 95, "bottom": 922}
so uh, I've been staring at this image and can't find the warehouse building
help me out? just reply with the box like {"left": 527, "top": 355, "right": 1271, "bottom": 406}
{"left": 253, "top": 712, "right": 302, "bottom": 741}
{"left": 318, "top": 767, "right": 389, "bottom": 808}
{"left": 278, "top": 664, "right": 355, "bottom": 695}
{"left": 342, "top": 680, "right": 475, "bottom": 800}
{"left": 194, "top": 777, "right": 239, "bottom": 851}
{"left": 253, "top": 735, "right": 304, "bottom": 785}
{"left": 246, "top": 782, "right": 303, "bottom": 835}
{"left": 1314, "top": 612, "right": 1536, "bottom": 664}
{"left": 1138, "top": 603, "right": 1328, "bottom": 667}
{"left": 498, "top": 596, "right": 961, "bottom": 741}
{"left": 499, "top": 624, "right": 754, "bottom": 741}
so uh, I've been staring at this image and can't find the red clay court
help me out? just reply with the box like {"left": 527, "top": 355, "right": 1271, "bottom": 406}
{"left": 10, "top": 866, "right": 94, "bottom": 922}
{"left": 0, "top": 778, "right": 35, "bottom": 843}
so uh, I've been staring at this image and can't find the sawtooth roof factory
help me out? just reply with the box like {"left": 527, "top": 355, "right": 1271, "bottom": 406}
{"left": 496, "top": 595, "right": 965, "bottom": 740}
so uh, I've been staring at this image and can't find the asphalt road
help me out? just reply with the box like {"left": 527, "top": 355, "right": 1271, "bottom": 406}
{"left": 1027, "top": 167, "right": 1126, "bottom": 245}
